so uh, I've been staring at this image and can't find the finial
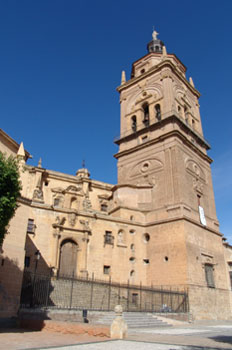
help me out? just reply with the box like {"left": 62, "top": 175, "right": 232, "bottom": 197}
{"left": 38, "top": 158, "right": 42, "bottom": 168}
{"left": 162, "top": 46, "right": 167, "bottom": 56}
{"left": 17, "top": 142, "right": 25, "bottom": 158}
{"left": 189, "top": 77, "right": 195, "bottom": 87}
{"left": 121, "top": 70, "right": 126, "bottom": 85}
{"left": 152, "top": 29, "right": 159, "bottom": 41}
{"left": 82, "top": 159, "right": 85, "bottom": 168}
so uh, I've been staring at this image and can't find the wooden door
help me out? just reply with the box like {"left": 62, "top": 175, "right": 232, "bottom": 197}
{"left": 59, "top": 240, "right": 78, "bottom": 277}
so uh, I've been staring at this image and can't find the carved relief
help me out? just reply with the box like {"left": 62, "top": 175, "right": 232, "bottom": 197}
{"left": 129, "top": 158, "right": 163, "bottom": 180}
{"left": 186, "top": 159, "right": 206, "bottom": 194}
{"left": 126, "top": 85, "right": 163, "bottom": 115}
{"left": 68, "top": 213, "right": 77, "bottom": 227}
{"left": 66, "top": 185, "right": 82, "bottom": 193}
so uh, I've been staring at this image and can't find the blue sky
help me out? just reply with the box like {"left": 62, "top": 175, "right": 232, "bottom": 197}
{"left": 0, "top": 1, "right": 231, "bottom": 242}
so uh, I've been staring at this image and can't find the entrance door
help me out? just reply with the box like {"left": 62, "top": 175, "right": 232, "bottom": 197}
{"left": 59, "top": 239, "right": 78, "bottom": 277}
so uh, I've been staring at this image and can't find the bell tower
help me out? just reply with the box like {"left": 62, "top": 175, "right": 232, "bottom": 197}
{"left": 115, "top": 30, "right": 218, "bottom": 232}
{"left": 114, "top": 32, "right": 230, "bottom": 319}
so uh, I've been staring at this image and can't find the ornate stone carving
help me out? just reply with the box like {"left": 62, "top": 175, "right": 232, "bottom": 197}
{"left": 68, "top": 213, "right": 77, "bottom": 227}
{"left": 80, "top": 219, "right": 90, "bottom": 232}
{"left": 66, "top": 185, "right": 82, "bottom": 192}
{"left": 82, "top": 194, "right": 92, "bottom": 210}
{"left": 33, "top": 187, "right": 44, "bottom": 201}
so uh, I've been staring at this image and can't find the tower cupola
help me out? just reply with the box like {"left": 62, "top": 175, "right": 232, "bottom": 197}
{"left": 147, "top": 30, "right": 164, "bottom": 53}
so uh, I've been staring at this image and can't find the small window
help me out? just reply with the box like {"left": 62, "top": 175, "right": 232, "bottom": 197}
{"left": 143, "top": 233, "right": 150, "bottom": 242}
{"left": 101, "top": 203, "right": 108, "bottom": 212}
{"left": 129, "top": 229, "right": 135, "bottom": 235}
{"left": 155, "top": 104, "right": 161, "bottom": 121}
{"left": 130, "top": 244, "right": 135, "bottom": 252}
{"left": 141, "top": 135, "right": 148, "bottom": 142}
{"left": 142, "top": 103, "right": 149, "bottom": 127}
{"left": 140, "top": 69, "right": 145, "bottom": 74}
{"left": 143, "top": 259, "right": 150, "bottom": 265}
{"left": 24, "top": 256, "right": 30, "bottom": 268}
{"left": 129, "top": 257, "right": 135, "bottom": 263}
{"left": 104, "top": 231, "right": 114, "bottom": 245}
{"left": 27, "top": 219, "right": 35, "bottom": 234}
{"left": 229, "top": 271, "right": 232, "bottom": 291}
{"left": 103, "top": 265, "right": 110, "bottom": 275}
{"left": 45, "top": 181, "right": 49, "bottom": 186}
{"left": 130, "top": 270, "right": 135, "bottom": 277}
{"left": 132, "top": 293, "right": 138, "bottom": 304}
{"left": 54, "top": 198, "right": 60, "bottom": 207}
{"left": 131, "top": 115, "right": 137, "bottom": 132}
{"left": 205, "top": 264, "right": 215, "bottom": 288}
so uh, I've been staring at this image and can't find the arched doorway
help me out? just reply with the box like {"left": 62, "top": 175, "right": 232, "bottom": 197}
{"left": 59, "top": 239, "right": 78, "bottom": 277}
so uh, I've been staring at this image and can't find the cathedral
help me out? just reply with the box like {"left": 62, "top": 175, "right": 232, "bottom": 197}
{"left": 1, "top": 31, "right": 232, "bottom": 320}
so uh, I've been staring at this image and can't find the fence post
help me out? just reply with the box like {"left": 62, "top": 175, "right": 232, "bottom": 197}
{"left": 151, "top": 283, "right": 154, "bottom": 312}
{"left": 170, "top": 287, "right": 173, "bottom": 311}
{"left": 140, "top": 281, "right": 142, "bottom": 311}
{"left": 118, "top": 282, "right": 121, "bottom": 305}
{"left": 69, "top": 271, "right": 74, "bottom": 309}
{"left": 45, "top": 271, "right": 51, "bottom": 308}
{"left": 127, "top": 279, "right": 130, "bottom": 312}
{"left": 161, "top": 285, "right": 164, "bottom": 310}
{"left": 108, "top": 276, "right": 111, "bottom": 311}
{"left": 90, "top": 272, "right": 94, "bottom": 309}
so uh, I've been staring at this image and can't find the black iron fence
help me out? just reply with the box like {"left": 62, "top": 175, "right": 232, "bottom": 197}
{"left": 20, "top": 271, "right": 188, "bottom": 313}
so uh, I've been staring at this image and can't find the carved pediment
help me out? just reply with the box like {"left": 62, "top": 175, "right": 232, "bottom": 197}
{"left": 51, "top": 187, "right": 65, "bottom": 194}
{"left": 66, "top": 185, "right": 82, "bottom": 193}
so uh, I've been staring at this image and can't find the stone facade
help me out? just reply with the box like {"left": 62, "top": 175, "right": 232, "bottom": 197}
{"left": 0, "top": 32, "right": 232, "bottom": 320}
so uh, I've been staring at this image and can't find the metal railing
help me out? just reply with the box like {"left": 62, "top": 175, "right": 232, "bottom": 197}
{"left": 20, "top": 271, "right": 188, "bottom": 313}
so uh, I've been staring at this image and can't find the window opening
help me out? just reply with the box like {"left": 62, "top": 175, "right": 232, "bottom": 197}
{"left": 132, "top": 293, "right": 138, "bottom": 305}
{"left": 54, "top": 198, "right": 60, "bottom": 207}
{"left": 131, "top": 115, "right": 137, "bottom": 132}
{"left": 27, "top": 219, "right": 35, "bottom": 234}
{"left": 101, "top": 203, "right": 108, "bottom": 212}
{"left": 143, "top": 259, "right": 150, "bottom": 265}
{"left": 103, "top": 265, "right": 110, "bottom": 275}
{"left": 143, "top": 233, "right": 150, "bottom": 242}
{"left": 130, "top": 270, "right": 135, "bottom": 277}
{"left": 205, "top": 264, "right": 215, "bottom": 288}
{"left": 104, "top": 231, "right": 114, "bottom": 245}
{"left": 155, "top": 104, "right": 161, "bottom": 121}
{"left": 24, "top": 256, "right": 30, "bottom": 268}
{"left": 142, "top": 103, "right": 149, "bottom": 127}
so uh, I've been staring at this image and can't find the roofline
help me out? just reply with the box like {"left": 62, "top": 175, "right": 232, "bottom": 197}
{"left": 0, "top": 128, "right": 31, "bottom": 160}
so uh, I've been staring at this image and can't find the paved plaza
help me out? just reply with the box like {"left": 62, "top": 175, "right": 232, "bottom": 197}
{"left": 1, "top": 322, "right": 232, "bottom": 350}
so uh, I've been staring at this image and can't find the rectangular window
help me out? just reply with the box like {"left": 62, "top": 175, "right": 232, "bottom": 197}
{"left": 101, "top": 204, "right": 107, "bottom": 212}
{"left": 229, "top": 271, "right": 232, "bottom": 291}
{"left": 24, "top": 256, "right": 30, "bottom": 268}
{"left": 103, "top": 265, "right": 110, "bottom": 275}
{"left": 27, "top": 219, "right": 35, "bottom": 234}
{"left": 205, "top": 264, "right": 215, "bottom": 288}
{"left": 104, "top": 231, "right": 114, "bottom": 245}
{"left": 132, "top": 293, "right": 139, "bottom": 305}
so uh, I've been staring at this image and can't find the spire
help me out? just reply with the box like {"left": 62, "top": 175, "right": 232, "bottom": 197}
{"left": 121, "top": 70, "right": 126, "bottom": 85}
{"left": 17, "top": 142, "right": 25, "bottom": 158}
{"left": 38, "top": 158, "right": 42, "bottom": 168}
{"left": 147, "top": 29, "right": 164, "bottom": 54}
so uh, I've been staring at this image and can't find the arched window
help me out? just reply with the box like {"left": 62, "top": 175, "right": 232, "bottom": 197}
{"left": 155, "top": 104, "right": 161, "bottom": 121}
{"left": 142, "top": 103, "right": 149, "bottom": 127}
{"left": 131, "top": 115, "right": 137, "bottom": 132}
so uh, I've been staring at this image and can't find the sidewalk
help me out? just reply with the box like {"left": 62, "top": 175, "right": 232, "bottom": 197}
{"left": 1, "top": 321, "right": 232, "bottom": 350}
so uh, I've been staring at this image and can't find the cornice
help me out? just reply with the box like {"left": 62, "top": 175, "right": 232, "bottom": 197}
{"left": 114, "top": 116, "right": 212, "bottom": 164}
{"left": 117, "top": 59, "right": 200, "bottom": 98}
